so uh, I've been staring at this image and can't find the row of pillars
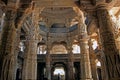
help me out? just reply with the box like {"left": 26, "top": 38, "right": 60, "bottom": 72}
{"left": 0, "top": 4, "right": 120, "bottom": 80}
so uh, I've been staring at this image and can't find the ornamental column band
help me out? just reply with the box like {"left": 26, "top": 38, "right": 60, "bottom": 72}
{"left": 0, "top": 8, "right": 18, "bottom": 80}
{"left": 79, "top": 23, "right": 93, "bottom": 80}
{"left": 96, "top": 4, "right": 120, "bottom": 80}
{"left": 22, "top": 26, "right": 38, "bottom": 80}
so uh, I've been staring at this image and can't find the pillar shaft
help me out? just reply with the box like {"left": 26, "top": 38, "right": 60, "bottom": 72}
{"left": 80, "top": 39, "right": 93, "bottom": 80}
{"left": 78, "top": 23, "right": 93, "bottom": 80}
{"left": 68, "top": 47, "right": 75, "bottom": 80}
{"left": 22, "top": 40, "right": 37, "bottom": 80}
{"left": 0, "top": 9, "right": 18, "bottom": 80}
{"left": 45, "top": 45, "right": 51, "bottom": 80}
{"left": 22, "top": 22, "right": 38, "bottom": 80}
{"left": 97, "top": 5, "right": 120, "bottom": 80}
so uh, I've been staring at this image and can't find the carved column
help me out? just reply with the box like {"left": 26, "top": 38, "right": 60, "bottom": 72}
{"left": 79, "top": 24, "right": 93, "bottom": 80}
{"left": 22, "top": 27, "right": 38, "bottom": 80}
{"left": 96, "top": 4, "right": 120, "bottom": 80}
{"left": 89, "top": 40, "right": 98, "bottom": 80}
{"left": 67, "top": 39, "right": 75, "bottom": 80}
{"left": 0, "top": 9, "right": 18, "bottom": 80}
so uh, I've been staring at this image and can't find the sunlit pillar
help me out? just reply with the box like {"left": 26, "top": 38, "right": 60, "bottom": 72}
{"left": 79, "top": 24, "right": 93, "bottom": 80}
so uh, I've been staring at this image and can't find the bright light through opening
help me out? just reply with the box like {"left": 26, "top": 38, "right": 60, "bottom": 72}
{"left": 19, "top": 42, "right": 25, "bottom": 52}
{"left": 72, "top": 44, "right": 80, "bottom": 54}
{"left": 96, "top": 61, "right": 101, "bottom": 67}
{"left": 92, "top": 40, "right": 98, "bottom": 50}
{"left": 54, "top": 68, "right": 65, "bottom": 75}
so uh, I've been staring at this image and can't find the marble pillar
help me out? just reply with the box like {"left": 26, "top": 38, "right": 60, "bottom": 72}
{"left": 97, "top": 4, "right": 120, "bottom": 80}
{"left": 22, "top": 32, "right": 37, "bottom": 80}
{"left": 0, "top": 9, "right": 18, "bottom": 80}
{"left": 79, "top": 24, "right": 93, "bottom": 80}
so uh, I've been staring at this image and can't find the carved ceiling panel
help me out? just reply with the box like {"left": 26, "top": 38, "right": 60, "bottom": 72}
{"left": 40, "top": 7, "right": 78, "bottom": 27}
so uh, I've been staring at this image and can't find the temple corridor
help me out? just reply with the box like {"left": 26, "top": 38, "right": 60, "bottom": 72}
{"left": 0, "top": 0, "right": 120, "bottom": 80}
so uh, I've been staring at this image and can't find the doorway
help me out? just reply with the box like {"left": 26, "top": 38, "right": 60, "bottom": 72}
{"left": 51, "top": 62, "right": 67, "bottom": 80}
{"left": 37, "top": 62, "right": 46, "bottom": 80}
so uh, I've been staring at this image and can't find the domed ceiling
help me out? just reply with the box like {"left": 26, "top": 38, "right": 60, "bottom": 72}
{"left": 40, "top": 7, "right": 78, "bottom": 28}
